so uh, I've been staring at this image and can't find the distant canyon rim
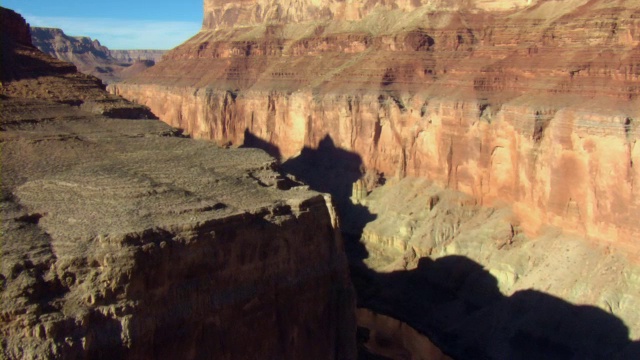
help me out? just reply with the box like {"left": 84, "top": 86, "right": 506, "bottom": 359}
{"left": 1, "top": 0, "right": 640, "bottom": 359}
{"left": 30, "top": 26, "right": 166, "bottom": 84}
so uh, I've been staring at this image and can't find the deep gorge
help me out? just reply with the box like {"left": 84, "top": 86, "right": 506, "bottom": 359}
{"left": 110, "top": 0, "right": 640, "bottom": 358}
{"left": 2, "top": 0, "right": 640, "bottom": 358}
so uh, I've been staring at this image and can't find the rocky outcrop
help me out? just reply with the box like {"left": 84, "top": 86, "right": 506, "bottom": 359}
{"left": 31, "top": 27, "right": 166, "bottom": 84}
{"left": 0, "top": 7, "right": 31, "bottom": 45}
{"left": 112, "top": 0, "right": 640, "bottom": 250}
{"left": 1, "top": 100, "right": 356, "bottom": 360}
{"left": 201, "top": 0, "right": 533, "bottom": 30}
{"left": 31, "top": 27, "right": 111, "bottom": 62}
{"left": 1, "top": 11, "right": 155, "bottom": 118}
{"left": 1, "top": 7, "right": 356, "bottom": 359}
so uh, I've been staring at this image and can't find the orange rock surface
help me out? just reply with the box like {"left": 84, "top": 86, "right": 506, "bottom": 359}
{"left": 112, "top": 0, "right": 640, "bottom": 253}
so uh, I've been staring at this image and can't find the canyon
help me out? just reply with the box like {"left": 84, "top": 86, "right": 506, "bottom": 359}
{"left": 31, "top": 27, "right": 166, "bottom": 84}
{"left": 109, "top": 0, "right": 640, "bottom": 358}
{"left": 3, "top": 0, "right": 640, "bottom": 358}
{"left": 113, "top": 0, "right": 640, "bottom": 247}
{"left": 1, "top": 7, "right": 355, "bottom": 359}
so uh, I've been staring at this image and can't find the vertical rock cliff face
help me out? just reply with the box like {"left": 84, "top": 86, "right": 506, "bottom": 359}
{"left": 201, "top": 0, "right": 532, "bottom": 29}
{"left": 112, "top": 0, "right": 640, "bottom": 251}
{"left": 1, "top": 108, "right": 356, "bottom": 359}
{"left": 1, "top": 8, "right": 355, "bottom": 359}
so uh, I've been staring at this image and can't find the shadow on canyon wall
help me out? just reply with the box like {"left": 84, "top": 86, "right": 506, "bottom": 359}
{"left": 351, "top": 253, "right": 640, "bottom": 360}
{"left": 241, "top": 129, "right": 282, "bottom": 160}
{"left": 241, "top": 129, "right": 640, "bottom": 360}
{"left": 280, "top": 134, "right": 376, "bottom": 237}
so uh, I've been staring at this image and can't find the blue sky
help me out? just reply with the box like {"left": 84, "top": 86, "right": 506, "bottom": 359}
{"left": 2, "top": 0, "right": 202, "bottom": 49}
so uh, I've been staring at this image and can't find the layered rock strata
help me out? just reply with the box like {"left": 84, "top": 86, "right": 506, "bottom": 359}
{"left": 31, "top": 27, "right": 166, "bottom": 83}
{"left": 107, "top": 50, "right": 165, "bottom": 63}
{"left": 1, "top": 100, "right": 355, "bottom": 360}
{"left": 1, "top": 13, "right": 154, "bottom": 118}
{"left": 112, "top": 0, "right": 640, "bottom": 251}
{"left": 1, "top": 7, "right": 355, "bottom": 359}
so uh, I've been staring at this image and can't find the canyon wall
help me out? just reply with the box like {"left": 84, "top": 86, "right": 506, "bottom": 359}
{"left": 31, "top": 27, "right": 166, "bottom": 83}
{"left": 1, "top": 7, "right": 355, "bottom": 359}
{"left": 201, "top": 0, "right": 533, "bottom": 29}
{"left": 346, "top": 177, "right": 640, "bottom": 357}
{"left": 108, "top": 50, "right": 165, "bottom": 63}
{"left": 112, "top": 0, "right": 640, "bottom": 252}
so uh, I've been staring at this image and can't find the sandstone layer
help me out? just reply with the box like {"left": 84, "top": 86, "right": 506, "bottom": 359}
{"left": 112, "top": 0, "right": 640, "bottom": 251}
{"left": 31, "top": 27, "right": 166, "bottom": 84}
{"left": 1, "top": 7, "right": 355, "bottom": 359}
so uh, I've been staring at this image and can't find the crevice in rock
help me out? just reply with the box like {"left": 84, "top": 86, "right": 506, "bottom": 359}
{"left": 15, "top": 212, "right": 43, "bottom": 224}
{"left": 624, "top": 117, "right": 633, "bottom": 142}
{"left": 420, "top": 101, "right": 428, "bottom": 117}
{"left": 446, "top": 138, "right": 454, "bottom": 187}
{"left": 387, "top": 93, "right": 406, "bottom": 113}
{"left": 381, "top": 69, "right": 395, "bottom": 87}
{"left": 373, "top": 117, "right": 382, "bottom": 149}
{"left": 532, "top": 110, "right": 555, "bottom": 144}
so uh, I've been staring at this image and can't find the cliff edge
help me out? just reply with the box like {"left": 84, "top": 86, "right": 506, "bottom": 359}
{"left": 1, "top": 7, "right": 356, "bottom": 359}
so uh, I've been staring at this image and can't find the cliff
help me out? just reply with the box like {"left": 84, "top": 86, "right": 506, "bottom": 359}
{"left": 112, "top": 0, "right": 640, "bottom": 248}
{"left": 31, "top": 27, "right": 166, "bottom": 84}
{"left": 109, "top": 0, "right": 640, "bottom": 355}
{"left": 1, "top": 7, "right": 356, "bottom": 359}
{"left": 108, "top": 50, "right": 165, "bottom": 63}
{"left": 201, "top": 0, "right": 532, "bottom": 29}
{"left": 1, "top": 12, "right": 155, "bottom": 118}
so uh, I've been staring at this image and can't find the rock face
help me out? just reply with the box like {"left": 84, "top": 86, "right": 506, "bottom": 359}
{"left": 1, "top": 13, "right": 155, "bottom": 119}
{"left": 110, "top": 0, "right": 640, "bottom": 356}
{"left": 31, "top": 27, "right": 166, "bottom": 84}
{"left": 112, "top": 0, "right": 640, "bottom": 251}
{"left": 106, "top": 50, "right": 165, "bottom": 63}
{"left": 346, "top": 177, "right": 640, "bottom": 358}
{"left": 1, "top": 7, "right": 355, "bottom": 359}
{"left": 201, "top": 0, "right": 532, "bottom": 29}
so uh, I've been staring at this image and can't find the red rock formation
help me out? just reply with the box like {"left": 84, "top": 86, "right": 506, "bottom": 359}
{"left": 112, "top": 0, "right": 640, "bottom": 254}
